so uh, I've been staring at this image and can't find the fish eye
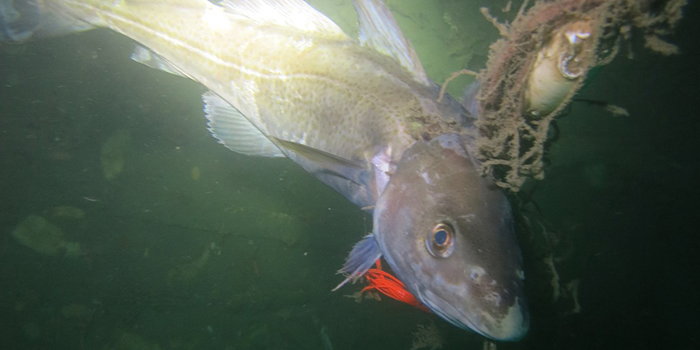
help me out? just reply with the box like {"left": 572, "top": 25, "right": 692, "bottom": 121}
{"left": 426, "top": 222, "right": 455, "bottom": 258}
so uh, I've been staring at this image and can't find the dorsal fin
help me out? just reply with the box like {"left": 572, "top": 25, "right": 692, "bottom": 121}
{"left": 221, "top": 0, "right": 348, "bottom": 39}
{"left": 125, "top": 0, "right": 206, "bottom": 4}
{"left": 352, "top": 0, "right": 430, "bottom": 86}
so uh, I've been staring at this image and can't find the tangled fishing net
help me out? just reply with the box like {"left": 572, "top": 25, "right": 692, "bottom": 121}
{"left": 456, "top": 0, "right": 686, "bottom": 191}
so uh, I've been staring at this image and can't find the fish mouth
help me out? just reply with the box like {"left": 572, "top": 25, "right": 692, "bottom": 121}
{"left": 419, "top": 289, "right": 529, "bottom": 341}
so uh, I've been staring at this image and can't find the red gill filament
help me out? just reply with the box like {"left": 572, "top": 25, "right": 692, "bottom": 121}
{"left": 361, "top": 260, "right": 430, "bottom": 313}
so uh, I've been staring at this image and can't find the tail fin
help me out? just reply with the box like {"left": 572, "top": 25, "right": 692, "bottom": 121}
{"left": 0, "top": 0, "right": 92, "bottom": 42}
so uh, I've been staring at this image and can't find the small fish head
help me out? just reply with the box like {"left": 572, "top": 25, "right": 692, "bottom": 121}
{"left": 373, "top": 134, "right": 529, "bottom": 341}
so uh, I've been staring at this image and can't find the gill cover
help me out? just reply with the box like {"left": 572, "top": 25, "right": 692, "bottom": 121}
{"left": 373, "top": 134, "right": 529, "bottom": 341}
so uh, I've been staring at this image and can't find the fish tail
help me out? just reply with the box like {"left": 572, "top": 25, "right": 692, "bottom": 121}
{"left": 0, "top": 0, "right": 95, "bottom": 42}
{"left": 0, "top": 0, "right": 44, "bottom": 42}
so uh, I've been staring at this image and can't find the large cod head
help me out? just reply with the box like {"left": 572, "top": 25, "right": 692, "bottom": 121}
{"left": 374, "top": 134, "right": 529, "bottom": 341}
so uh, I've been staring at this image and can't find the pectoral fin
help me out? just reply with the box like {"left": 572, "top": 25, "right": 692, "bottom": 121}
{"left": 272, "top": 138, "right": 377, "bottom": 208}
{"left": 332, "top": 234, "right": 383, "bottom": 291}
{"left": 272, "top": 138, "right": 366, "bottom": 181}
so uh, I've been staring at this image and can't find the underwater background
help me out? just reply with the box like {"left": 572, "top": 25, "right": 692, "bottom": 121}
{"left": 0, "top": 0, "right": 698, "bottom": 349}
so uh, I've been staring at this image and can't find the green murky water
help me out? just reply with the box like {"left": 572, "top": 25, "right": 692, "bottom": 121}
{"left": 1, "top": 1, "right": 698, "bottom": 349}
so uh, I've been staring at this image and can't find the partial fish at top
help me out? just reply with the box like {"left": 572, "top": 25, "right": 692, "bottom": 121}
{"left": 0, "top": 0, "right": 529, "bottom": 340}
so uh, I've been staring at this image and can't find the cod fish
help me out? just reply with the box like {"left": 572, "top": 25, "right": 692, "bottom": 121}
{"left": 1, "top": 0, "right": 529, "bottom": 340}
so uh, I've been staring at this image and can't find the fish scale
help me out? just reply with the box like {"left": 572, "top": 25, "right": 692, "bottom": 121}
{"left": 56, "top": 0, "right": 441, "bottom": 165}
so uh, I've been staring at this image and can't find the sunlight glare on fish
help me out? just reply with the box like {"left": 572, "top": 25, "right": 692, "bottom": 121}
{"left": 202, "top": 6, "right": 231, "bottom": 31}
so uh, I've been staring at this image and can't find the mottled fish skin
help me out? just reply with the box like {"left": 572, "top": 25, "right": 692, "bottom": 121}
{"left": 374, "top": 134, "right": 529, "bottom": 340}
{"left": 4, "top": 0, "right": 528, "bottom": 340}
{"left": 51, "top": 0, "right": 467, "bottom": 203}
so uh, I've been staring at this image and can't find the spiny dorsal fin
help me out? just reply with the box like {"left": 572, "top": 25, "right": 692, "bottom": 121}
{"left": 204, "top": 91, "right": 285, "bottom": 158}
{"left": 125, "top": 0, "right": 208, "bottom": 6}
{"left": 119, "top": 0, "right": 218, "bottom": 12}
{"left": 352, "top": 0, "right": 430, "bottom": 86}
{"left": 221, "top": 0, "right": 348, "bottom": 39}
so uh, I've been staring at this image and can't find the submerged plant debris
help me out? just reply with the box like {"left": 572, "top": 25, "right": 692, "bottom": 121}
{"left": 469, "top": 0, "right": 686, "bottom": 190}
{"left": 0, "top": 0, "right": 696, "bottom": 349}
